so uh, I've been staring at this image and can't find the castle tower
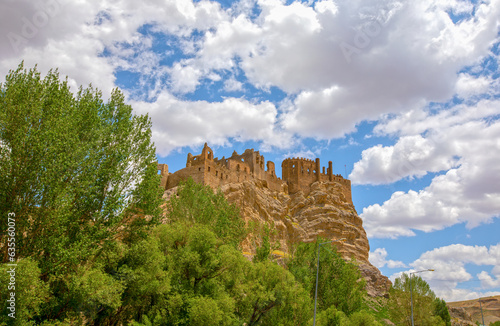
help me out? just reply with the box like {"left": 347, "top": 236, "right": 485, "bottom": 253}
{"left": 282, "top": 158, "right": 302, "bottom": 194}
{"left": 315, "top": 158, "right": 321, "bottom": 182}
{"left": 201, "top": 142, "right": 214, "bottom": 161}
{"left": 328, "top": 161, "right": 333, "bottom": 181}
{"left": 157, "top": 163, "right": 169, "bottom": 189}
{"left": 267, "top": 161, "right": 276, "bottom": 177}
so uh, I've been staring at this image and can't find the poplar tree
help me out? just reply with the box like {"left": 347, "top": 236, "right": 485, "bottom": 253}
{"left": 287, "top": 239, "right": 366, "bottom": 316}
{"left": 388, "top": 273, "right": 447, "bottom": 326}
{"left": 0, "top": 63, "right": 162, "bottom": 322}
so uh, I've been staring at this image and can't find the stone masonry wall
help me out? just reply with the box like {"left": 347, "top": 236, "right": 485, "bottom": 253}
{"left": 158, "top": 143, "right": 351, "bottom": 203}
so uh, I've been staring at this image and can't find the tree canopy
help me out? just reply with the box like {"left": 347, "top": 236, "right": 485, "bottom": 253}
{"left": 0, "top": 63, "right": 162, "bottom": 324}
{"left": 388, "top": 273, "right": 449, "bottom": 326}
{"left": 287, "top": 239, "right": 367, "bottom": 316}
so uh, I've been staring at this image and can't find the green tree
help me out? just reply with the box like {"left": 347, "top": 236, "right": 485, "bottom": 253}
{"left": 238, "top": 260, "right": 312, "bottom": 326}
{"left": 347, "top": 310, "right": 382, "bottom": 326}
{"left": 112, "top": 236, "right": 170, "bottom": 324}
{"left": 166, "top": 178, "right": 246, "bottom": 248}
{"left": 307, "top": 305, "right": 346, "bottom": 326}
{"left": 252, "top": 222, "right": 278, "bottom": 263}
{"left": 136, "top": 221, "right": 243, "bottom": 325}
{"left": 287, "top": 239, "right": 366, "bottom": 316}
{"left": 0, "top": 63, "right": 163, "bottom": 323}
{"left": 0, "top": 258, "right": 49, "bottom": 325}
{"left": 434, "top": 298, "right": 451, "bottom": 326}
{"left": 388, "top": 273, "right": 446, "bottom": 326}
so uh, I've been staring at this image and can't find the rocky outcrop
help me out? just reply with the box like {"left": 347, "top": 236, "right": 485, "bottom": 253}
{"left": 448, "top": 295, "right": 500, "bottom": 326}
{"left": 221, "top": 179, "right": 391, "bottom": 297}
{"left": 448, "top": 307, "right": 475, "bottom": 326}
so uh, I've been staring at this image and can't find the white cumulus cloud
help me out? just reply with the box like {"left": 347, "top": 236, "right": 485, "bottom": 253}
{"left": 395, "top": 244, "right": 500, "bottom": 302}
{"left": 353, "top": 98, "right": 500, "bottom": 239}
{"left": 131, "top": 92, "right": 289, "bottom": 156}
{"left": 369, "top": 248, "right": 407, "bottom": 269}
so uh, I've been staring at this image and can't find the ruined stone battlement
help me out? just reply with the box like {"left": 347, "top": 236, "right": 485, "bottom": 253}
{"left": 158, "top": 143, "right": 352, "bottom": 203}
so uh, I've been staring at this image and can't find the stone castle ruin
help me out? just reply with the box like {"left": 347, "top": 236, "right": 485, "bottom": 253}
{"left": 158, "top": 143, "right": 352, "bottom": 203}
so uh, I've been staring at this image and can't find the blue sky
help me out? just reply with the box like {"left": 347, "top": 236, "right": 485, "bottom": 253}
{"left": 1, "top": 0, "right": 499, "bottom": 302}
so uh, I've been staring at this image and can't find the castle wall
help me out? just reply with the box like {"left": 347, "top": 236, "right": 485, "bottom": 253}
{"left": 165, "top": 164, "right": 206, "bottom": 189}
{"left": 282, "top": 157, "right": 352, "bottom": 203}
{"left": 158, "top": 143, "right": 351, "bottom": 203}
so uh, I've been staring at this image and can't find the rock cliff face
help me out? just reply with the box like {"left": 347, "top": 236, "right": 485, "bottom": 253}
{"left": 220, "top": 179, "right": 391, "bottom": 297}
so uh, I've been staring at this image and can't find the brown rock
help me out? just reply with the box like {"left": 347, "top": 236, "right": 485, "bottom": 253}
{"left": 220, "top": 179, "right": 391, "bottom": 297}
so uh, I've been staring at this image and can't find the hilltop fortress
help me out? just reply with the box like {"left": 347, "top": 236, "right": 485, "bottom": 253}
{"left": 158, "top": 143, "right": 392, "bottom": 296}
{"left": 158, "top": 143, "right": 352, "bottom": 204}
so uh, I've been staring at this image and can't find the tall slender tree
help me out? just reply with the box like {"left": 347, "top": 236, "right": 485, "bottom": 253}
{"left": 287, "top": 238, "right": 366, "bottom": 316}
{"left": 389, "top": 273, "right": 447, "bottom": 326}
{"left": 0, "top": 63, "right": 163, "bottom": 323}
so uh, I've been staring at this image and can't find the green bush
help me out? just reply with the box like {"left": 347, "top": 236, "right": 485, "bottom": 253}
{"left": 0, "top": 258, "right": 49, "bottom": 325}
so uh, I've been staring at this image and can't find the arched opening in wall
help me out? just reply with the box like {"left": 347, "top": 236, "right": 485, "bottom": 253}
{"left": 237, "top": 164, "right": 240, "bottom": 172}
{"left": 208, "top": 167, "right": 211, "bottom": 172}
{"left": 207, "top": 151, "right": 212, "bottom": 160}
{"left": 216, "top": 171, "right": 218, "bottom": 176}
{"left": 307, "top": 168, "right": 310, "bottom": 174}
{"left": 199, "top": 168, "right": 201, "bottom": 171}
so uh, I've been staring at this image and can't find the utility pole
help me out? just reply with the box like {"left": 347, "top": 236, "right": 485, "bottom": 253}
{"left": 479, "top": 298, "right": 485, "bottom": 326}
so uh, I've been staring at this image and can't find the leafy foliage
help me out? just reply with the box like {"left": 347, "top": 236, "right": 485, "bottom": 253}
{"left": 346, "top": 310, "right": 383, "bottom": 326}
{"left": 166, "top": 178, "right": 246, "bottom": 248}
{"left": 434, "top": 298, "right": 451, "bottom": 326}
{"left": 0, "top": 258, "right": 49, "bottom": 325}
{"left": 389, "top": 273, "right": 447, "bottom": 326}
{"left": 252, "top": 222, "right": 278, "bottom": 263}
{"left": 287, "top": 239, "right": 367, "bottom": 316}
{"left": 0, "top": 63, "right": 161, "bottom": 324}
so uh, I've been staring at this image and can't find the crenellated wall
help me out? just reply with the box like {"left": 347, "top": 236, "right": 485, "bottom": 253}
{"left": 159, "top": 143, "right": 352, "bottom": 203}
{"left": 282, "top": 157, "right": 352, "bottom": 203}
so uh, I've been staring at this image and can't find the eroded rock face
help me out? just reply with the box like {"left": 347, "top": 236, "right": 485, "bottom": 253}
{"left": 221, "top": 179, "right": 391, "bottom": 297}
{"left": 448, "top": 307, "right": 475, "bottom": 326}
